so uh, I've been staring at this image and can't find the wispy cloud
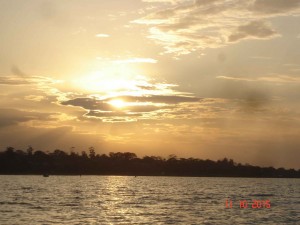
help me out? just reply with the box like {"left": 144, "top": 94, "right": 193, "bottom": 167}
{"left": 61, "top": 74, "right": 202, "bottom": 123}
{"left": 95, "top": 33, "right": 110, "bottom": 38}
{"left": 0, "top": 76, "right": 30, "bottom": 85}
{"left": 134, "top": 0, "right": 300, "bottom": 56}
{"left": 142, "top": 0, "right": 181, "bottom": 4}
{"left": 0, "top": 108, "right": 54, "bottom": 127}
{"left": 217, "top": 76, "right": 255, "bottom": 82}
{"left": 228, "top": 20, "right": 279, "bottom": 42}
{"left": 251, "top": 0, "right": 300, "bottom": 15}
{"left": 113, "top": 58, "right": 157, "bottom": 64}
{"left": 217, "top": 75, "right": 300, "bottom": 83}
{"left": 24, "top": 95, "right": 45, "bottom": 102}
{"left": 251, "top": 56, "right": 272, "bottom": 60}
{"left": 61, "top": 93, "right": 201, "bottom": 122}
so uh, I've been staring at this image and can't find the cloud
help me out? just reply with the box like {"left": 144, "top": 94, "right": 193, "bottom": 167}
{"left": 250, "top": 56, "right": 272, "bottom": 60}
{"left": 113, "top": 95, "right": 200, "bottom": 103}
{"left": 217, "top": 76, "right": 255, "bottom": 82}
{"left": 0, "top": 75, "right": 70, "bottom": 119}
{"left": 86, "top": 110, "right": 141, "bottom": 118}
{"left": 24, "top": 95, "right": 45, "bottom": 102}
{"left": 61, "top": 95, "right": 200, "bottom": 109}
{"left": 95, "top": 33, "right": 110, "bottom": 38}
{"left": 2, "top": 71, "right": 204, "bottom": 124}
{"left": 0, "top": 108, "right": 54, "bottom": 127}
{"left": 228, "top": 20, "right": 278, "bottom": 42}
{"left": 134, "top": 0, "right": 300, "bottom": 55}
{"left": 61, "top": 97, "right": 114, "bottom": 111}
{"left": 252, "top": 0, "right": 300, "bottom": 15}
{"left": 113, "top": 58, "right": 157, "bottom": 64}
{"left": 60, "top": 72, "right": 204, "bottom": 122}
{"left": 259, "top": 75, "right": 300, "bottom": 83}
{"left": 0, "top": 76, "right": 30, "bottom": 85}
{"left": 142, "top": 0, "right": 181, "bottom": 4}
{"left": 0, "top": 75, "right": 62, "bottom": 87}
{"left": 61, "top": 94, "right": 201, "bottom": 122}
{"left": 217, "top": 75, "right": 300, "bottom": 83}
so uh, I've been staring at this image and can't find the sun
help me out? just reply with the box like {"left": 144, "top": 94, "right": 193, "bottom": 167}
{"left": 72, "top": 65, "right": 140, "bottom": 94}
{"left": 108, "top": 99, "right": 126, "bottom": 108}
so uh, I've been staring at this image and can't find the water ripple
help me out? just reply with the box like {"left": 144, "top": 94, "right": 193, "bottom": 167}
{"left": 0, "top": 176, "right": 299, "bottom": 224}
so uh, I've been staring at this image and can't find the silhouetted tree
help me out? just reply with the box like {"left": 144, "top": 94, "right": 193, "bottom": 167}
{"left": 89, "top": 147, "right": 96, "bottom": 159}
{"left": 5, "top": 146, "right": 14, "bottom": 154}
{"left": 81, "top": 151, "right": 88, "bottom": 159}
{"left": 0, "top": 146, "right": 299, "bottom": 178}
{"left": 26, "top": 146, "right": 34, "bottom": 156}
{"left": 52, "top": 149, "right": 67, "bottom": 157}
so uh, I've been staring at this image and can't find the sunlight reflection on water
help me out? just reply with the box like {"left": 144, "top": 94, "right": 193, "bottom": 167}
{"left": 0, "top": 176, "right": 299, "bottom": 224}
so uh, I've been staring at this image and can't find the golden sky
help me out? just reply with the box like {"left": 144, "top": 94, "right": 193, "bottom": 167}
{"left": 1, "top": 0, "right": 300, "bottom": 169}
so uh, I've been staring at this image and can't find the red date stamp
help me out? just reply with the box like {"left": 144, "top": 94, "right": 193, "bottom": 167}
{"left": 225, "top": 199, "right": 271, "bottom": 209}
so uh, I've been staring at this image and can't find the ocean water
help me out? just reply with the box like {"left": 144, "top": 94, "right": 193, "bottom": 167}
{"left": 0, "top": 176, "right": 299, "bottom": 224}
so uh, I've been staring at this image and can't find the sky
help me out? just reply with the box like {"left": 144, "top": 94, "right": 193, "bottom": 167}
{"left": 0, "top": 0, "right": 300, "bottom": 169}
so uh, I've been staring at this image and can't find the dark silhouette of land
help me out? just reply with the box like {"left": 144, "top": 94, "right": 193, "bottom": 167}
{"left": 0, "top": 146, "right": 299, "bottom": 178}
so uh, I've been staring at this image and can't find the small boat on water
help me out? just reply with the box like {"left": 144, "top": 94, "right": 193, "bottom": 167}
{"left": 43, "top": 174, "right": 49, "bottom": 177}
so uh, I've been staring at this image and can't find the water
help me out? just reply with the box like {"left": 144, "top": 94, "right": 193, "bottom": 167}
{"left": 0, "top": 176, "right": 299, "bottom": 224}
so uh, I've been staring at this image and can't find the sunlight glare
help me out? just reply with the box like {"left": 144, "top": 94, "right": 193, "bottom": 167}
{"left": 72, "top": 64, "right": 179, "bottom": 99}
{"left": 108, "top": 99, "right": 126, "bottom": 108}
{"left": 73, "top": 65, "right": 143, "bottom": 95}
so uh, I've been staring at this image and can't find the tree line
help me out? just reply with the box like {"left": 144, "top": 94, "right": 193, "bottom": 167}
{"left": 0, "top": 146, "right": 299, "bottom": 178}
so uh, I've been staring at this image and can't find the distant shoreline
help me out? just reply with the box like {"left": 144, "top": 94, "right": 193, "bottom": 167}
{"left": 1, "top": 147, "right": 299, "bottom": 178}
{"left": 0, "top": 174, "right": 299, "bottom": 178}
